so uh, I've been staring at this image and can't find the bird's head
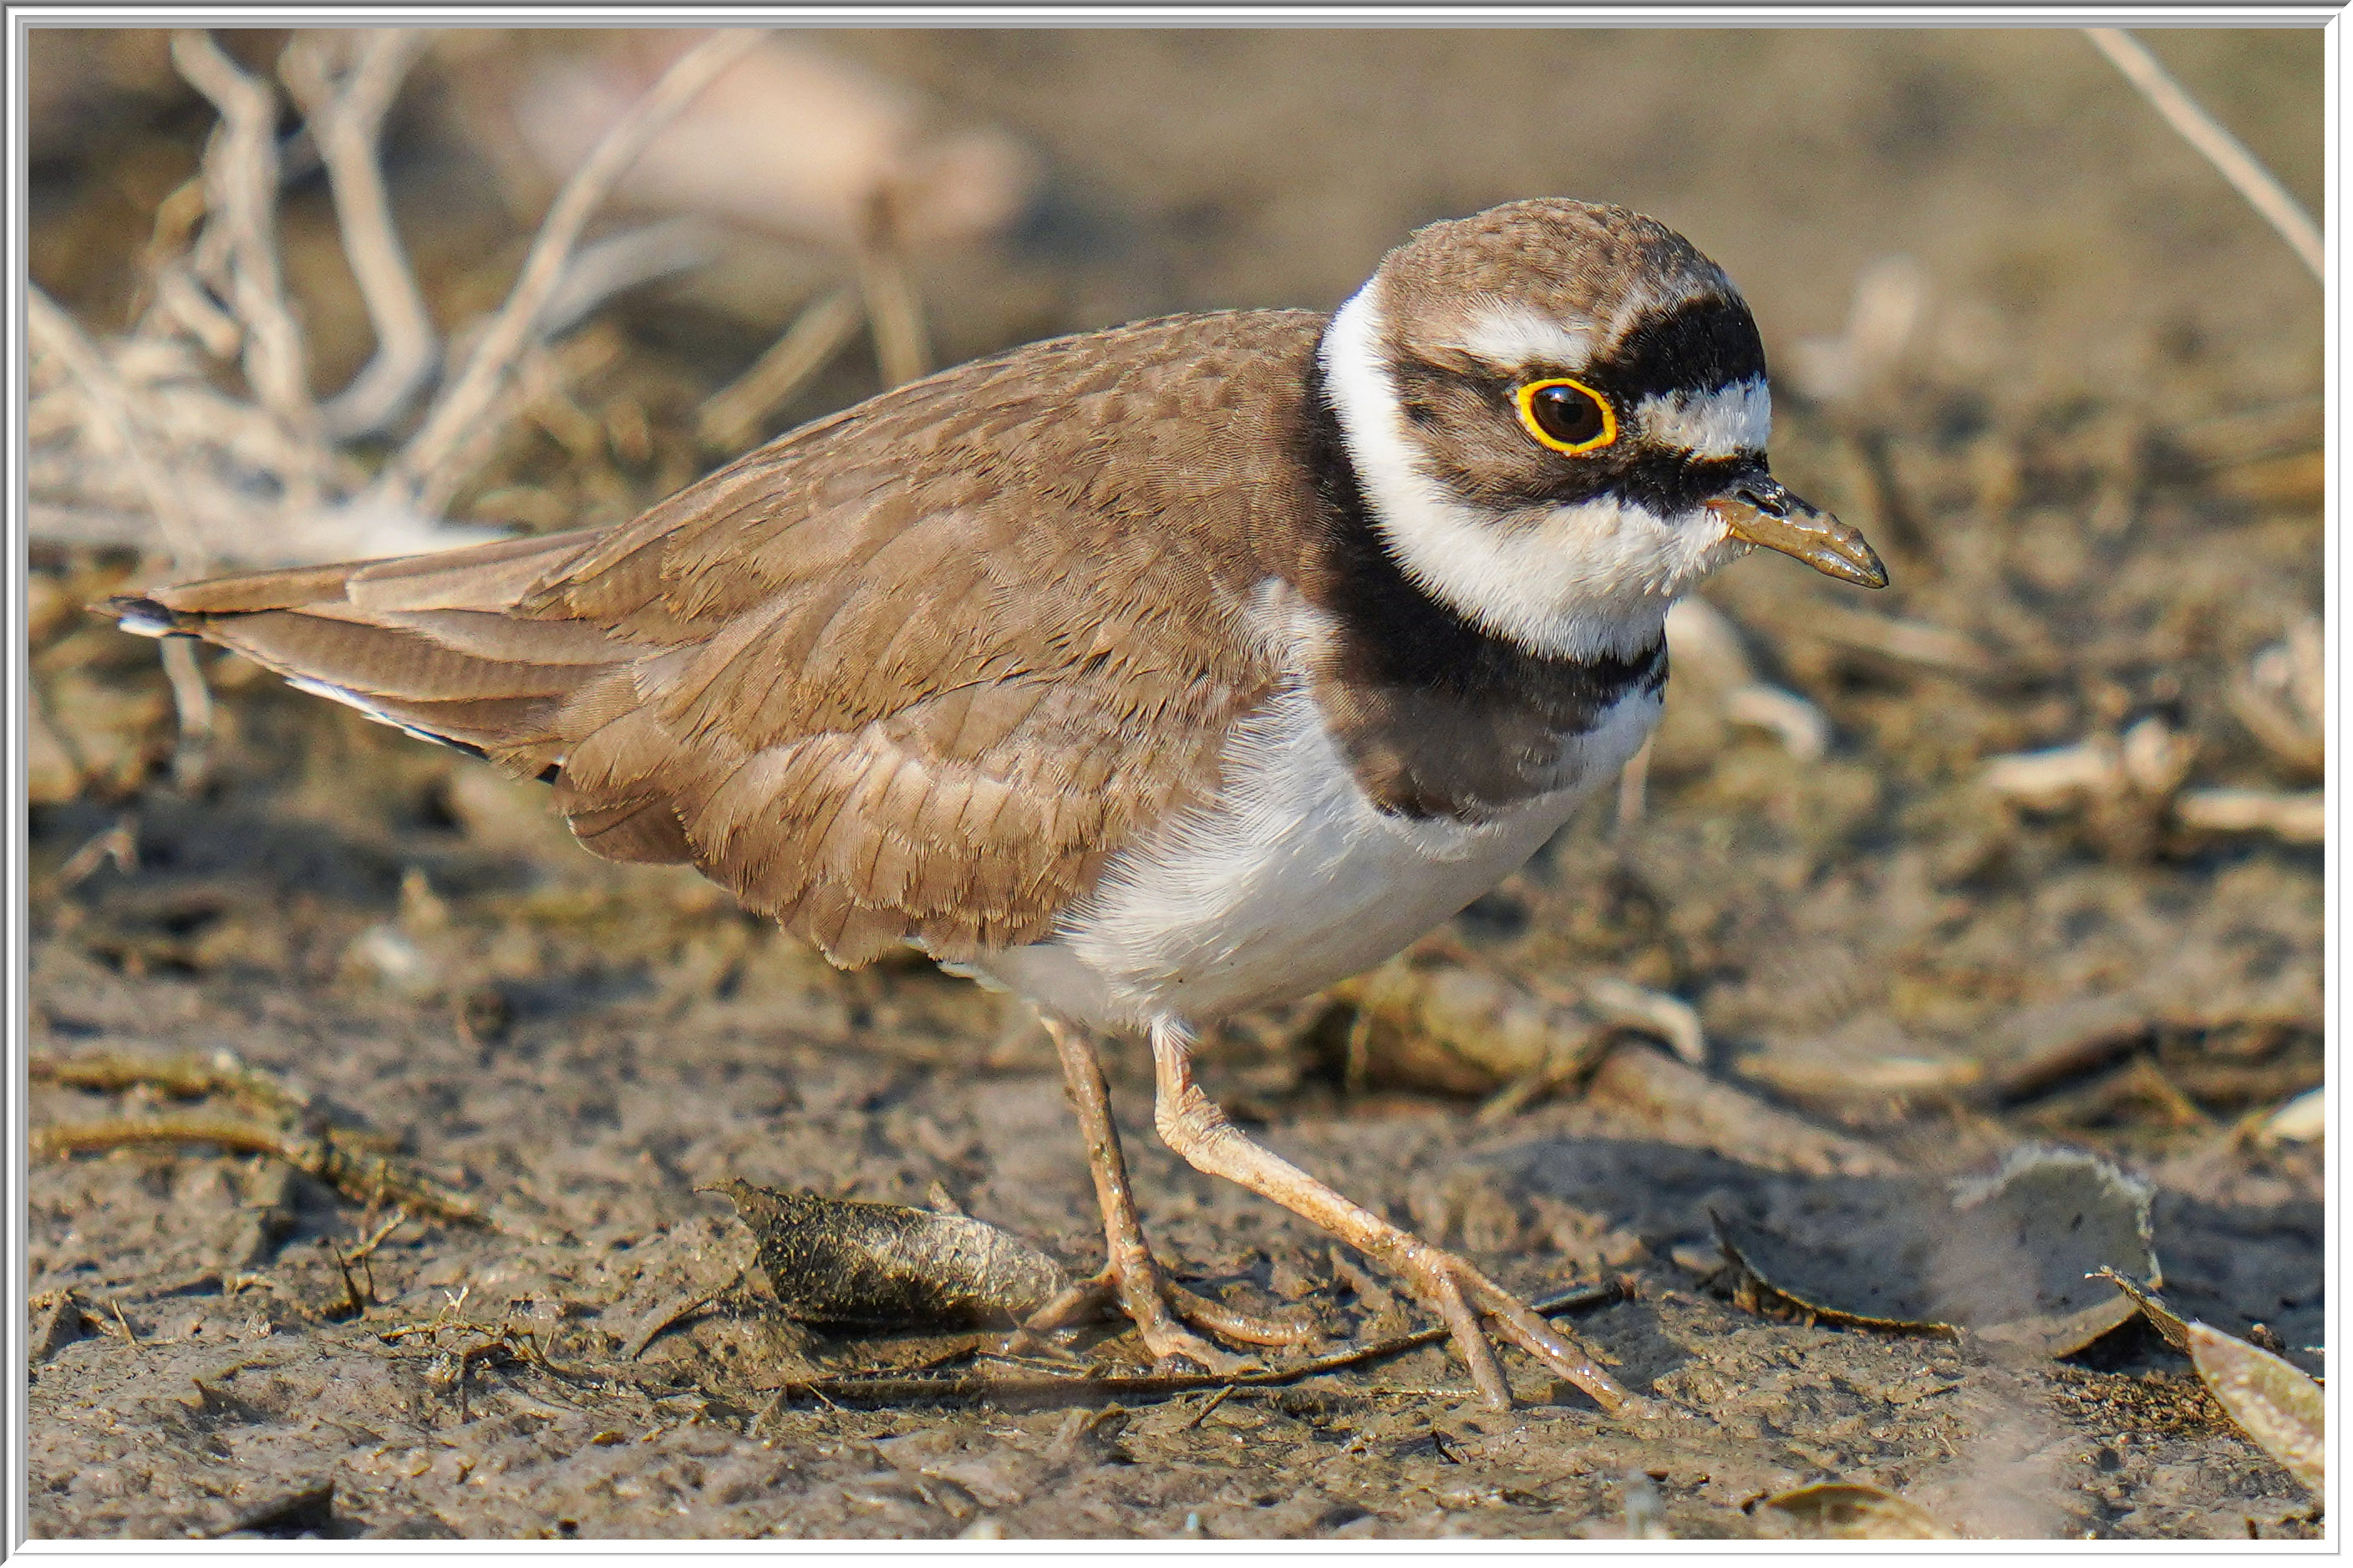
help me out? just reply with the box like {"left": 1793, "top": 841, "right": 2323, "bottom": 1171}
{"left": 1319, "top": 198, "right": 1885, "bottom": 662}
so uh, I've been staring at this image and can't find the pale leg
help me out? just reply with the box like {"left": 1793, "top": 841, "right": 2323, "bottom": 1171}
{"left": 1033, "top": 1017, "right": 1316, "bottom": 1371}
{"left": 1147, "top": 1016, "right": 1641, "bottom": 1414}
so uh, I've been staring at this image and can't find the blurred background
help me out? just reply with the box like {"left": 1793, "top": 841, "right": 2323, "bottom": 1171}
{"left": 28, "top": 28, "right": 2326, "bottom": 394}
{"left": 22, "top": 28, "right": 2325, "bottom": 1540}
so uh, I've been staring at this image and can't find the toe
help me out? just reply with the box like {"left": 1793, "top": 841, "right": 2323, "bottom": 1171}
{"left": 1402, "top": 1251, "right": 1636, "bottom": 1415}
{"left": 1479, "top": 1291, "right": 1634, "bottom": 1413}
{"left": 1143, "top": 1325, "right": 1256, "bottom": 1377}
{"left": 1169, "top": 1283, "right": 1322, "bottom": 1347}
{"left": 1021, "top": 1271, "right": 1116, "bottom": 1334}
{"left": 1435, "top": 1273, "right": 1513, "bottom": 1410}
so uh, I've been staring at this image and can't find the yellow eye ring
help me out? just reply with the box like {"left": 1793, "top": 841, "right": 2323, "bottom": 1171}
{"left": 1515, "top": 377, "right": 1618, "bottom": 455}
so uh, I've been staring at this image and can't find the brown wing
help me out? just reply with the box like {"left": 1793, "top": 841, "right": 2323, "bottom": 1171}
{"left": 109, "top": 311, "right": 1327, "bottom": 966}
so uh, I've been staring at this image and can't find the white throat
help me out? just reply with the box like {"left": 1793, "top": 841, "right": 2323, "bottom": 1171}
{"left": 1319, "top": 283, "right": 1751, "bottom": 662}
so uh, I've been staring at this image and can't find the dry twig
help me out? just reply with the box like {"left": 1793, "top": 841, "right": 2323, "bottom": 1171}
{"left": 1983, "top": 714, "right": 2319, "bottom": 845}
{"left": 26, "top": 279, "right": 224, "bottom": 777}
{"left": 1614, "top": 738, "right": 1651, "bottom": 835}
{"left": 33, "top": 1049, "right": 312, "bottom": 1122}
{"left": 109, "top": 1299, "right": 144, "bottom": 1352}
{"left": 26, "top": 285, "right": 204, "bottom": 571}
{"left": 29, "top": 28, "right": 741, "bottom": 576}
{"left": 159, "top": 639, "right": 215, "bottom": 789}
{"left": 278, "top": 30, "right": 439, "bottom": 439}
{"left": 1582, "top": 976, "right": 1707, "bottom": 1067}
{"left": 2173, "top": 789, "right": 2325, "bottom": 845}
{"left": 536, "top": 216, "right": 722, "bottom": 340}
{"left": 379, "top": 28, "right": 763, "bottom": 515}
{"left": 2227, "top": 617, "right": 2324, "bottom": 776}
{"left": 33, "top": 1114, "right": 484, "bottom": 1225}
{"left": 699, "top": 285, "right": 866, "bottom": 449}
{"left": 1798, "top": 603, "right": 1995, "bottom": 676}
{"left": 2086, "top": 29, "right": 2322, "bottom": 282}
{"left": 856, "top": 186, "right": 933, "bottom": 388}
{"left": 1588, "top": 1043, "right": 1902, "bottom": 1179}
{"left": 171, "top": 31, "right": 323, "bottom": 483}
{"left": 49, "top": 815, "right": 140, "bottom": 895}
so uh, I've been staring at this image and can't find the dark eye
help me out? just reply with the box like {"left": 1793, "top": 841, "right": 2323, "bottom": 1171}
{"left": 1516, "top": 378, "right": 1617, "bottom": 454}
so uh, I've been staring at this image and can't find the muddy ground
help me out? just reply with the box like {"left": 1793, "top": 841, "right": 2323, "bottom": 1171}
{"left": 23, "top": 28, "right": 2325, "bottom": 1540}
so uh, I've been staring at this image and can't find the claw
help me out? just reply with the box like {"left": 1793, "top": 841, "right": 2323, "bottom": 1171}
{"left": 1019, "top": 1273, "right": 1116, "bottom": 1336}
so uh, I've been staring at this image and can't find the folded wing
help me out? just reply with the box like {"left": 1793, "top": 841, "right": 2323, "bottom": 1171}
{"left": 103, "top": 313, "right": 1319, "bottom": 966}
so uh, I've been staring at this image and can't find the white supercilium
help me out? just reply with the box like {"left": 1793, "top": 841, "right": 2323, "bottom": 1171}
{"left": 1634, "top": 378, "right": 1771, "bottom": 459}
{"left": 1450, "top": 302, "right": 1598, "bottom": 373}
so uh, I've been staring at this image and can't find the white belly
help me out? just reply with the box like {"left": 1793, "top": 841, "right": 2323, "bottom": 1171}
{"left": 976, "top": 677, "right": 1659, "bottom": 1032}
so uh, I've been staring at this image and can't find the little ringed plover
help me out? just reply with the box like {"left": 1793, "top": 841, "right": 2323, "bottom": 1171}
{"left": 109, "top": 198, "right": 1886, "bottom": 1414}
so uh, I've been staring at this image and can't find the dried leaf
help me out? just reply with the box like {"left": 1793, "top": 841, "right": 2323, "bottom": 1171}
{"left": 1592, "top": 1047, "right": 1901, "bottom": 1178}
{"left": 1948, "top": 1148, "right": 2156, "bottom": 1358}
{"left": 2091, "top": 1266, "right": 2193, "bottom": 1353}
{"left": 1715, "top": 1212, "right": 1960, "bottom": 1341}
{"left": 1715, "top": 1146, "right": 2158, "bottom": 1357}
{"left": 29, "top": 1290, "right": 90, "bottom": 1363}
{"left": 1733, "top": 1023, "right": 1982, "bottom": 1109}
{"left": 1582, "top": 976, "right": 1707, "bottom": 1066}
{"left": 1756, "top": 1481, "right": 1957, "bottom": 1540}
{"left": 714, "top": 1179, "right": 1067, "bottom": 1328}
{"left": 2189, "top": 1322, "right": 2325, "bottom": 1494}
{"left": 1978, "top": 994, "right": 2153, "bottom": 1103}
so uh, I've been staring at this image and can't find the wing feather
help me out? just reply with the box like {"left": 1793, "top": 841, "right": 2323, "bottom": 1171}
{"left": 98, "top": 311, "right": 1324, "bottom": 963}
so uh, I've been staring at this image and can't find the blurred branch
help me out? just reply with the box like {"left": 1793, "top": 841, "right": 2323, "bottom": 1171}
{"left": 1795, "top": 603, "right": 1995, "bottom": 677}
{"left": 26, "top": 285, "right": 204, "bottom": 573}
{"left": 2085, "top": 28, "right": 2322, "bottom": 284}
{"left": 2227, "top": 617, "right": 2325, "bottom": 777}
{"left": 33, "top": 28, "right": 749, "bottom": 573}
{"left": 857, "top": 185, "right": 932, "bottom": 388}
{"left": 149, "top": 266, "right": 243, "bottom": 360}
{"left": 159, "top": 639, "right": 216, "bottom": 789}
{"left": 171, "top": 30, "right": 323, "bottom": 490}
{"left": 698, "top": 284, "right": 866, "bottom": 449}
{"left": 31, "top": 281, "right": 221, "bottom": 785}
{"left": 280, "top": 29, "right": 439, "bottom": 439}
{"left": 535, "top": 216, "right": 724, "bottom": 339}
{"left": 1613, "top": 738, "right": 1649, "bottom": 837}
{"left": 377, "top": 27, "right": 764, "bottom": 515}
{"left": 2173, "top": 788, "right": 2324, "bottom": 845}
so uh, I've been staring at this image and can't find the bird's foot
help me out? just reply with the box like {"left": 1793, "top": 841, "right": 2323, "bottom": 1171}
{"left": 1022, "top": 1255, "right": 1319, "bottom": 1375}
{"left": 1390, "top": 1245, "right": 1647, "bottom": 1416}
{"left": 1142, "top": 1019, "right": 1647, "bottom": 1415}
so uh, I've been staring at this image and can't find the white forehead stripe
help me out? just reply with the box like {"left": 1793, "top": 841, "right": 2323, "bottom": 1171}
{"left": 1636, "top": 378, "right": 1771, "bottom": 459}
{"left": 1452, "top": 303, "right": 1595, "bottom": 373}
